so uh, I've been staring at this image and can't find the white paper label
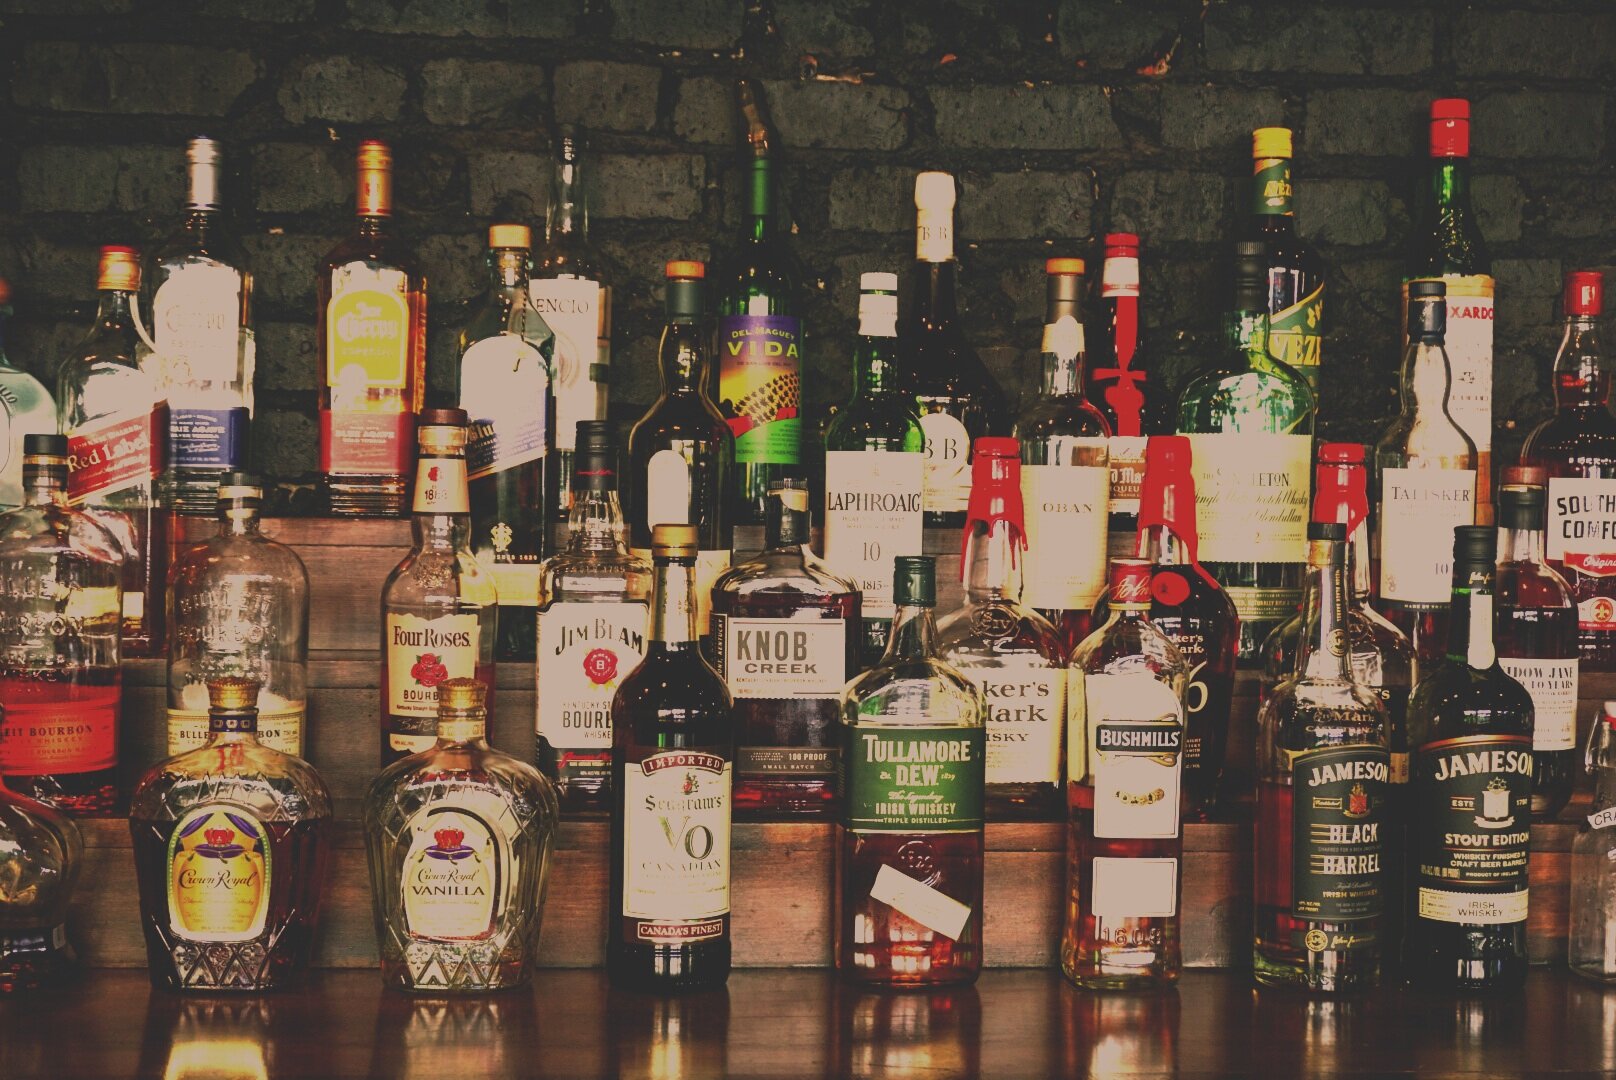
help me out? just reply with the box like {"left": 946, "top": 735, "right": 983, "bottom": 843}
{"left": 822, "top": 449, "right": 924, "bottom": 618}
{"left": 919, "top": 411, "right": 971, "bottom": 515}
{"left": 536, "top": 601, "right": 648, "bottom": 748}
{"left": 621, "top": 751, "right": 732, "bottom": 923}
{"left": 1498, "top": 656, "right": 1579, "bottom": 752}
{"left": 1378, "top": 466, "right": 1477, "bottom": 604}
{"left": 1418, "top": 887, "right": 1527, "bottom": 925}
{"left": 1547, "top": 476, "right": 1616, "bottom": 573}
{"left": 1438, "top": 278, "right": 1495, "bottom": 454}
{"left": 1073, "top": 671, "right": 1185, "bottom": 839}
{"left": 1185, "top": 432, "right": 1309, "bottom": 564}
{"left": 401, "top": 803, "right": 505, "bottom": 941}
{"left": 529, "top": 277, "right": 609, "bottom": 451}
{"left": 1107, "top": 435, "right": 1147, "bottom": 516}
{"left": 1091, "top": 856, "right": 1178, "bottom": 918}
{"left": 459, "top": 334, "right": 549, "bottom": 479}
{"left": 645, "top": 448, "right": 692, "bottom": 531}
{"left": 1021, "top": 462, "right": 1109, "bottom": 611}
{"left": 714, "top": 616, "right": 849, "bottom": 699}
{"left": 869, "top": 863, "right": 971, "bottom": 941}
{"left": 976, "top": 662, "right": 1065, "bottom": 786}
{"left": 1589, "top": 807, "right": 1616, "bottom": 830}
{"left": 153, "top": 262, "right": 243, "bottom": 383}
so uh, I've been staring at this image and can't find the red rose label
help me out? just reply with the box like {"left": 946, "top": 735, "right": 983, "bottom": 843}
{"left": 583, "top": 647, "right": 618, "bottom": 686}
{"left": 411, "top": 653, "right": 449, "bottom": 688}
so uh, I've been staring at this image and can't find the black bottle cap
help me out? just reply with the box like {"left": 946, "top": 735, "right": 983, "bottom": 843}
{"left": 893, "top": 556, "right": 936, "bottom": 609}
{"left": 665, "top": 261, "right": 706, "bottom": 320}
{"left": 22, "top": 433, "right": 66, "bottom": 457}
{"left": 1408, "top": 279, "right": 1447, "bottom": 299}
{"left": 1498, "top": 483, "right": 1546, "bottom": 531}
{"left": 1233, "top": 241, "right": 1269, "bottom": 311}
{"left": 1453, "top": 525, "right": 1497, "bottom": 567}
{"left": 573, "top": 421, "right": 616, "bottom": 494}
{"left": 1307, "top": 522, "right": 1347, "bottom": 542}
{"left": 419, "top": 407, "right": 467, "bottom": 428}
{"left": 1408, "top": 280, "right": 1447, "bottom": 342}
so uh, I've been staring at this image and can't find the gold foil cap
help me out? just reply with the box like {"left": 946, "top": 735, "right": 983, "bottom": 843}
{"left": 356, "top": 139, "right": 392, "bottom": 217}
{"left": 208, "top": 677, "right": 260, "bottom": 712}
{"left": 1252, "top": 126, "right": 1292, "bottom": 159}
{"left": 488, "top": 224, "right": 531, "bottom": 250}
{"left": 97, "top": 246, "right": 141, "bottom": 292}
{"left": 436, "top": 678, "right": 486, "bottom": 714}
{"left": 651, "top": 523, "right": 699, "bottom": 558}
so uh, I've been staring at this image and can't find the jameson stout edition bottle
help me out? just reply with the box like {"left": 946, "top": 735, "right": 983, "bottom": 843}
{"left": 1248, "top": 127, "right": 1324, "bottom": 400}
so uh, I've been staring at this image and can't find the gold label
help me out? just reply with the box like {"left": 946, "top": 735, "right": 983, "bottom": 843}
{"left": 401, "top": 805, "right": 499, "bottom": 941}
{"left": 166, "top": 705, "right": 305, "bottom": 758}
{"left": 326, "top": 264, "right": 409, "bottom": 390}
{"left": 167, "top": 806, "right": 271, "bottom": 942}
{"left": 1020, "top": 461, "right": 1109, "bottom": 611}
{"left": 1186, "top": 432, "right": 1309, "bottom": 564}
{"left": 387, "top": 612, "right": 482, "bottom": 719}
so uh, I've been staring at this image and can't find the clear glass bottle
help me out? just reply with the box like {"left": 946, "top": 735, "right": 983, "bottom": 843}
{"left": 837, "top": 555, "right": 985, "bottom": 988}
{"left": 0, "top": 775, "right": 82, "bottom": 990}
{"left": 937, "top": 438, "right": 1068, "bottom": 821}
{"left": 1569, "top": 702, "right": 1616, "bottom": 982}
{"left": 0, "top": 278, "right": 57, "bottom": 511}
{"left": 711, "top": 478, "right": 859, "bottom": 819}
{"left": 363, "top": 677, "right": 558, "bottom": 993}
{"left": 147, "top": 136, "right": 255, "bottom": 515}
{"left": 534, "top": 420, "right": 651, "bottom": 814}
{"left": 1064, "top": 559, "right": 1190, "bottom": 990}
{"left": 166, "top": 473, "right": 308, "bottom": 759}
{"left": 0, "top": 433, "right": 124, "bottom": 815}
{"left": 56, "top": 244, "right": 168, "bottom": 658}
{"left": 129, "top": 677, "right": 334, "bottom": 991}
{"left": 1254, "top": 522, "right": 1390, "bottom": 992}
{"left": 381, "top": 410, "right": 498, "bottom": 765}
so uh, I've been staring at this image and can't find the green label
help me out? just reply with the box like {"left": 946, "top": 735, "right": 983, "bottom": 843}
{"left": 1268, "top": 284, "right": 1322, "bottom": 388}
{"left": 841, "top": 725, "right": 985, "bottom": 832}
{"left": 1291, "top": 744, "right": 1388, "bottom": 924}
{"left": 1413, "top": 735, "right": 1533, "bottom": 926}
{"left": 716, "top": 314, "right": 802, "bottom": 466}
{"left": 1251, "top": 157, "right": 1293, "bottom": 216}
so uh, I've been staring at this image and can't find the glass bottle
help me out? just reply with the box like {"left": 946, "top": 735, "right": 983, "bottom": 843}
{"left": 937, "top": 438, "right": 1068, "bottom": 820}
{"left": 1246, "top": 127, "right": 1325, "bottom": 399}
{"left": 381, "top": 410, "right": 498, "bottom": 765}
{"left": 318, "top": 140, "right": 427, "bottom": 517}
{"left": 608, "top": 524, "right": 735, "bottom": 992}
{"left": 900, "top": 172, "right": 1008, "bottom": 530}
{"left": 129, "top": 677, "right": 334, "bottom": 991}
{"left": 1406, "top": 527, "right": 1534, "bottom": 991}
{"left": 0, "top": 776, "right": 82, "bottom": 990}
{"left": 147, "top": 136, "right": 255, "bottom": 516}
{"left": 531, "top": 127, "right": 611, "bottom": 520}
{"left": 1373, "top": 280, "right": 1478, "bottom": 673}
{"left": 1175, "top": 240, "right": 1314, "bottom": 662}
{"left": 1569, "top": 702, "right": 1616, "bottom": 982}
{"left": 535, "top": 420, "right": 651, "bottom": 814}
{"left": 56, "top": 244, "right": 168, "bottom": 658}
{"left": 712, "top": 478, "right": 858, "bottom": 820}
{"left": 1254, "top": 522, "right": 1390, "bottom": 992}
{"left": 363, "top": 677, "right": 558, "bottom": 993}
{"left": 1409, "top": 98, "right": 1494, "bottom": 521}
{"left": 1015, "top": 258, "right": 1111, "bottom": 655}
{"left": 0, "top": 434, "right": 123, "bottom": 814}
{"left": 1086, "top": 233, "right": 1155, "bottom": 561}
{"left": 0, "top": 278, "right": 57, "bottom": 510}
{"left": 625, "top": 261, "right": 734, "bottom": 644}
{"left": 1063, "top": 558, "right": 1190, "bottom": 990}
{"left": 837, "top": 556, "right": 985, "bottom": 987}
{"left": 1494, "top": 467, "right": 1578, "bottom": 820}
{"left": 718, "top": 84, "right": 803, "bottom": 526}
{"left": 166, "top": 473, "right": 309, "bottom": 758}
{"left": 822, "top": 272, "right": 924, "bottom": 668}
{"left": 1522, "top": 270, "right": 1616, "bottom": 669}
{"left": 458, "top": 223, "right": 557, "bottom": 664}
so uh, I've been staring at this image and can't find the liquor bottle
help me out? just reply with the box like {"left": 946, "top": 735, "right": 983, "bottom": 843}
{"left": 837, "top": 556, "right": 985, "bottom": 987}
{"left": 1015, "top": 258, "right": 1111, "bottom": 654}
{"left": 1409, "top": 99, "right": 1494, "bottom": 521}
{"left": 712, "top": 479, "right": 858, "bottom": 819}
{"left": 318, "top": 140, "right": 427, "bottom": 517}
{"left": 1063, "top": 558, "right": 1190, "bottom": 990}
{"left": 458, "top": 223, "right": 557, "bottom": 664}
{"left": 166, "top": 473, "right": 308, "bottom": 758}
{"left": 822, "top": 272, "right": 924, "bottom": 666}
{"left": 1254, "top": 522, "right": 1390, "bottom": 992}
{"left": 718, "top": 85, "right": 803, "bottom": 526}
{"left": 609, "top": 524, "right": 735, "bottom": 991}
{"left": 1494, "top": 467, "right": 1578, "bottom": 820}
{"left": 0, "top": 279, "right": 57, "bottom": 510}
{"left": 130, "top": 677, "right": 332, "bottom": 990}
{"left": 1086, "top": 234, "right": 1152, "bottom": 560}
{"left": 1094, "top": 435, "right": 1239, "bottom": 820}
{"left": 531, "top": 127, "right": 611, "bottom": 520}
{"left": 535, "top": 421, "right": 651, "bottom": 814}
{"left": 147, "top": 136, "right": 254, "bottom": 516}
{"left": 1569, "top": 703, "right": 1616, "bottom": 982}
{"left": 1175, "top": 240, "right": 1314, "bottom": 662}
{"left": 1406, "top": 527, "right": 1534, "bottom": 991}
{"left": 1247, "top": 127, "right": 1324, "bottom": 398}
{"left": 627, "top": 262, "right": 732, "bottom": 639}
{"left": 56, "top": 245, "right": 168, "bottom": 658}
{"left": 0, "top": 774, "right": 82, "bottom": 990}
{"left": 1373, "top": 280, "right": 1478, "bottom": 672}
{"left": 1522, "top": 271, "right": 1616, "bottom": 669}
{"left": 363, "top": 678, "right": 559, "bottom": 992}
{"left": 381, "top": 409, "right": 498, "bottom": 765}
{"left": 937, "top": 438, "right": 1067, "bottom": 820}
{"left": 900, "top": 171, "right": 1008, "bottom": 530}
{"left": 0, "top": 437, "right": 124, "bottom": 815}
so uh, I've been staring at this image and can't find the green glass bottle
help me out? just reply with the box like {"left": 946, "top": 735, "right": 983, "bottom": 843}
{"left": 1247, "top": 127, "right": 1325, "bottom": 401}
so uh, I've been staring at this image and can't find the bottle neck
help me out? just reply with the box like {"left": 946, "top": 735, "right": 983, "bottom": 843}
{"left": 1399, "top": 337, "right": 1454, "bottom": 416}
{"left": 187, "top": 159, "right": 221, "bottom": 212}
{"left": 96, "top": 288, "right": 136, "bottom": 326}
{"left": 1592, "top": 724, "right": 1616, "bottom": 810}
{"left": 659, "top": 321, "right": 707, "bottom": 394}
{"left": 910, "top": 261, "right": 959, "bottom": 330}
{"left": 1140, "top": 523, "right": 1187, "bottom": 566}
{"left": 745, "top": 158, "right": 772, "bottom": 244}
{"left": 411, "top": 449, "right": 472, "bottom": 550}
{"left": 650, "top": 559, "right": 698, "bottom": 647}
{"left": 21, "top": 468, "right": 68, "bottom": 508}
{"left": 1554, "top": 315, "right": 1608, "bottom": 409}
{"left": 1446, "top": 564, "right": 1497, "bottom": 669}
{"left": 964, "top": 519, "right": 1024, "bottom": 603}
{"left": 1294, "top": 540, "right": 1353, "bottom": 682}
{"left": 567, "top": 486, "right": 629, "bottom": 554}
{"left": 851, "top": 333, "right": 901, "bottom": 398}
{"left": 219, "top": 506, "right": 263, "bottom": 538}
{"left": 549, "top": 158, "right": 586, "bottom": 241}
{"left": 207, "top": 710, "right": 260, "bottom": 743}
{"left": 1227, "top": 308, "right": 1270, "bottom": 366}
{"left": 1430, "top": 157, "right": 1474, "bottom": 215}
{"left": 1039, "top": 300, "right": 1085, "bottom": 400}
{"left": 1498, "top": 522, "right": 1546, "bottom": 566}
{"left": 436, "top": 713, "right": 487, "bottom": 746}
{"left": 489, "top": 249, "right": 529, "bottom": 291}
{"left": 883, "top": 601, "right": 939, "bottom": 662}
{"left": 1349, "top": 521, "right": 1373, "bottom": 601}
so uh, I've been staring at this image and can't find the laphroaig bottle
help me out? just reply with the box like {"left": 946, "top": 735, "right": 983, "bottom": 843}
{"left": 1087, "top": 234, "right": 1152, "bottom": 560}
{"left": 0, "top": 279, "right": 57, "bottom": 510}
{"left": 1569, "top": 703, "right": 1616, "bottom": 982}
{"left": 1247, "top": 127, "right": 1324, "bottom": 399}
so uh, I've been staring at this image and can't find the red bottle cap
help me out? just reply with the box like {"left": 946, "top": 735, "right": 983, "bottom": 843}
{"left": 1604, "top": 700, "right": 1616, "bottom": 728}
{"left": 1318, "top": 442, "right": 1365, "bottom": 465}
{"left": 1136, "top": 435, "right": 1219, "bottom": 592}
{"left": 1500, "top": 464, "right": 1548, "bottom": 487}
{"left": 1108, "top": 558, "right": 1153, "bottom": 608}
{"left": 1104, "top": 233, "right": 1140, "bottom": 254}
{"left": 1566, "top": 270, "right": 1604, "bottom": 317}
{"left": 1429, "top": 98, "right": 1470, "bottom": 158}
{"left": 1312, "top": 443, "right": 1368, "bottom": 535}
{"left": 962, "top": 437, "right": 1026, "bottom": 570}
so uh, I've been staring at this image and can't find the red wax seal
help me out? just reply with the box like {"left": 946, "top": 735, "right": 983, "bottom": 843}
{"left": 1313, "top": 442, "right": 1369, "bottom": 535}
{"left": 961, "top": 437, "right": 1026, "bottom": 572}
{"left": 583, "top": 647, "right": 618, "bottom": 686}
{"left": 1137, "top": 435, "right": 1221, "bottom": 592}
{"left": 410, "top": 653, "right": 449, "bottom": 688}
{"left": 1151, "top": 572, "right": 1192, "bottom": 607}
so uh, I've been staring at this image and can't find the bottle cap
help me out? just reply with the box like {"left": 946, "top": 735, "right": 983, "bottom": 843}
{"left": 207, "top": 677, "right": 260, "bottom": 713}
{"left": 216, "top": 472, "right": 263, "bottom": 506}
{"left": 1407, "top": 281, "right": 1447, "bottom": 341}
{"left": 1233, "top": 241, "right": 1268, "bottom": 308}
{"left": 1429, "top": 98, "right": 1470, "bottom": 158}
{"left": 914, "top": 171, "right": 956, "bottom": 211}
{"left": 651, "top": 523, "right": 699, "bottom": 558}
{"left": 1408, "top": 279, "right": 1447, "bottom": 299}
{"left": 1453, "top": 524, "right": 1497, "bottom": 566}
{"left": 436, "top": 677, "right": 486, "bottom": 715}
{"left": 1566, "top": 270, "right": 1604, "bottom": 317}
{"left": 356, "top": 139, "right": 392, "bottom": 217}
{"left": 1498, "top": 482, "right": 1546, "bottom": 531}
{"left": 97, "top": 246, "right": 141, "bottom": 292}
{"left": 860, "top": 271, "right": 899, "bottom": 292}
{"left": 665, "top": 260, "right": 705, "bottom": 280}
{"left": 1499, "top": 464, "right": 1547, "bottom": 488}
{"left": 1252, "top": 126, "right": 1293, "bottom": 159}
{"left": 1108, "top": 558, "right": 1153, "bottom": 608}
{"left": 23, "top": 433, "right": 67, "bottom": 458}
{"left": 1318, "top": 442, "right": 1366, "bottom": 464}
{"left": 418, "top": 407, "right": 467, "bottom": 428}
{"left": 488, "top": 224, "right": 531, "bottom": 249}
{"left": 1045, "top": 258, "right": 1085, "bottom": 276}
{"left": 1312, "top": 444, "right": 1369, "bottom": 535}
{"left": 1104, "top": 232, "right": 1140, "bottom": 250}
{"left": 892, "top": 555, "right": 936, "bottom": 608}
{"left": 1307, "top": 522, "right": 1348, "bottom": 542}
{"left": 187, "top": 136, "right": 221, "bottom": 167}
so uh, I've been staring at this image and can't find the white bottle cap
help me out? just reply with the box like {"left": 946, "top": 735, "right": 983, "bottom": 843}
{"left": 860, "top": 271, "right": 899, "bottom": 292}
{"left": 914, "top": 172, "right": 956, "bottom": 263}
{"left": 914, "top": 171, "right": 956, "bottom": 210}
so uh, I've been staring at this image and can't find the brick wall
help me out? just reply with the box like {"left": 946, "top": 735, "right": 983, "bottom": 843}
{"left": 2, "top": 0, "right": 1613, "bottom": 481}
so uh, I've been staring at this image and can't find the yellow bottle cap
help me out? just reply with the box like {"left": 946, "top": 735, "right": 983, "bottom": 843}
{"left": 207, "top": 677, "right": 260, "bottom": 712}
{"left": 1252, "top": 126, "right": 1293, "bottom": 159}
{"left": 1045, "top": 257, "right": 1085, "bottom": 275}
{"left": 488, "top": 224, "right": 531, "bottom": 250}
{"left": 436, "top": 678, "right": 486, "bottom": 714}
{"left": 651, "top": 523, "right": 699, "bottom": 558}
{"left": 665, "top": 260, "right": 705, "bottom": 279}
{"left": 97, "top": 246, "right": 141, "bottom": 292}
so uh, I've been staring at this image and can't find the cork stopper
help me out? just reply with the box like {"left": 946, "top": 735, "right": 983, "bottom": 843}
{"left": 652, "top": 523, "right": 699, "bottom": 559}
{"left": 97, "top": 246, "right": 141, "bottom": 292}
{"left": 436, "top": 678, "right": 486, "bottom": 715}
{"left": 208, "top": 677, "right": 260, "bottom": 712}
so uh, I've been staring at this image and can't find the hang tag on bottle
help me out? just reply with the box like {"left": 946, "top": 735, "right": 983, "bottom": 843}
{"left": 1589, "top": 807, "right": 1616, "bottom": 830}
{"left": 869, "top": 864, "right": 971, "bottom": 941}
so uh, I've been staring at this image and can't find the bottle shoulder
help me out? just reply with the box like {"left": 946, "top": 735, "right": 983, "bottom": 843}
{"left": 364, "top": 742, "right": 560, "bottom": 825}
{"left": 935, "top": 602, "right": 1067, "bottom": 667}
{"left": 713, "top": 548, "right": 858, "bottom": 601}
{"left": 1408, "top": 662, "right": 1535, "bottom": 738}
{"left": 1014, "top": 397, "right": 1112, "bottom": 441}
{"left": 842, "top": 658, "right": 984, "bottom": 728}
{"left": 0, "top": 505, "right": 126, "bottom": 569}
{"left": 1523, "top": 409, "right": 1616, "bottom": 467}
{"left": 1175, "top": 363, "right": 1313, "bottom": 431}
{"left": 131, "top": 744, "right": 334, "bottom": 821}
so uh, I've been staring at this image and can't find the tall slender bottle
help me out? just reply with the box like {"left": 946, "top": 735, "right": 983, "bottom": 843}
{"left": 1523, "top": 271, "right": 1616, "bottom": 669}
{"left": 626, "top": 262, "right": 733, "bottom": 642}
{"left": 56, "top": 245, "right": 168, "bottom": 658}
{"left": 1015, "top": 258, "right": 1111, "bottom": 654}
{"left": 609, "top": 524, "right": 735, "bottom": 992}
{"left": 531, "top": 127, "right": 611, "bottom": 519}
{"left": 380, "top": 410, "right": 498, "bottom": 765}
{"left": 1254, "top": 522, "right": 1390, "bottom": 992}
{"left": 318, "top": 140, "right": 427, "bottom": 517}
{"left": 1175, "top": 241, "right": 1314, "bottom": 662}
{"left": 900, "top": 172, "right": 1007, "bottom": 530}
{"left": 0, "top": 279, "right": 55, "bottom": 510}
{"left": 1087, "top": 234, "right": 1153, "bottom": 560}
{"left": 458, "top": 224, "right": 556, "bottom": 663}
{"left": 1409, "top": 99, "right": 1494, "bottom": 522}
{"left": 1569, "top": 703, "right": 1616, "bottom": 982}
{"left": 1373, "top": 281, "right": 1478, "bottom": 673}
{"left": 147, "top": 136, "right": 254, "bottom": 515}
{"left": 822, "top": 273, "right": 924, "bottom": 667}
{"left": 1247, "top": 127, "right": 1324, "bottom": 399}
{"left": 1406, "top": 527, "right": 1534, "bottom": 991}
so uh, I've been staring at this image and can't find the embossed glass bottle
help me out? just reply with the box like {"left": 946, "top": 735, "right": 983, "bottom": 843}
{"left": 364, "top": 678, "right": 558, "bottom": 993}
{"left": 0, "top": 775, "right": 82, "bottom": 990}
{"left": 0, "top": 279, "right": 56, "bottom": 511}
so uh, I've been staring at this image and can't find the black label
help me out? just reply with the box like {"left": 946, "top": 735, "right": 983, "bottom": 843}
{"left": 1413, "top": 735, "right": 1533, "bottom": 926}
{"left": 737, "top": 745, "right": 838, "bottom": 779}
{"left": 1292, "top": 745, "right": 1388, "bottom": 924}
